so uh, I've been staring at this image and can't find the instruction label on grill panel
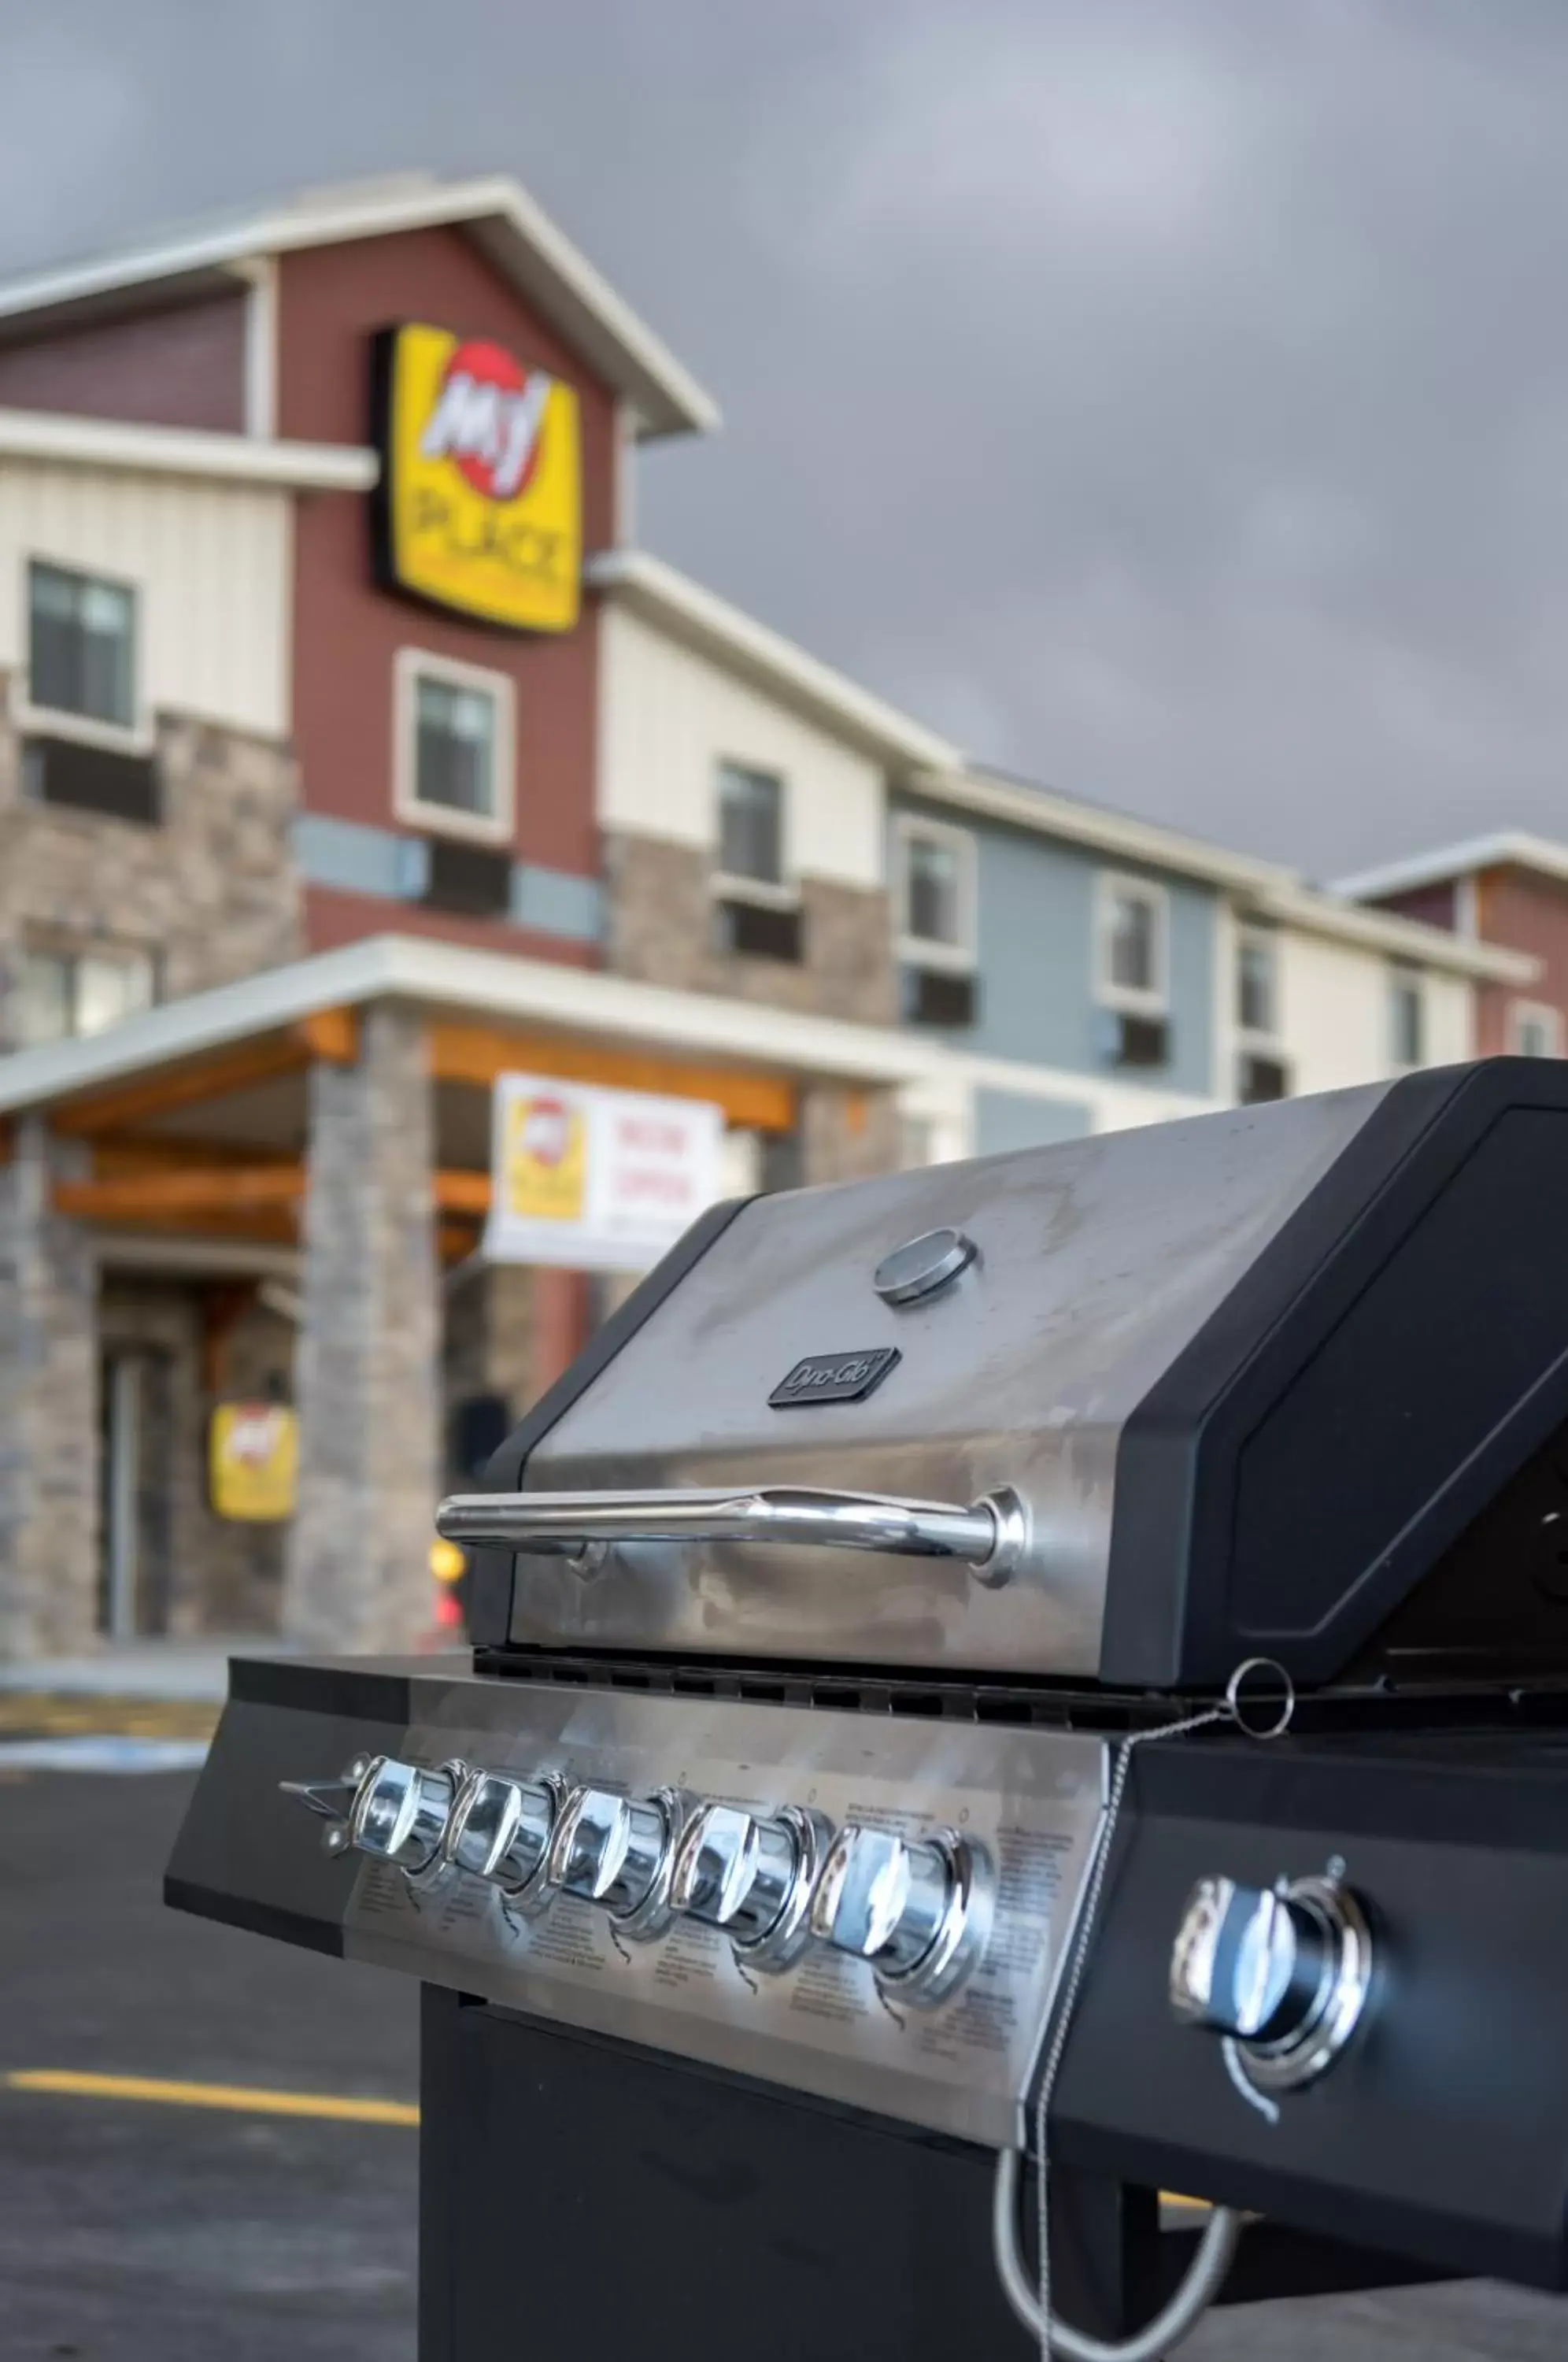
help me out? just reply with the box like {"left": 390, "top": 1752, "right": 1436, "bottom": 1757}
{"left": 342, "top": 1675, "right": 1105, "bottom": 2151}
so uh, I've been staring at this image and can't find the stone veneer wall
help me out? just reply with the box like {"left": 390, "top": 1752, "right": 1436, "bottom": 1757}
{"left": 0, "top": 672, "right": 304, "bottom": 1049}
{"left": 603, "top": 831, "right": 898, "bottom": 1026}
{"left": 0, "top": 1120, "right": 97, "bottom": 1655}
{"left": 284, "top": 1005, "right": 439, "bottom": 1651}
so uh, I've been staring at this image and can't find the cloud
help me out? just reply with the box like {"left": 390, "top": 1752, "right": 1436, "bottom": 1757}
{"left": 4, "top": 0, "right": 1568, "bottom": 873}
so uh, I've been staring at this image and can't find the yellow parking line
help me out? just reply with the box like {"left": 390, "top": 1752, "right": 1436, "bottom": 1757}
{"left": 4, "top": 2069, "right": 418, "bottom": 2126}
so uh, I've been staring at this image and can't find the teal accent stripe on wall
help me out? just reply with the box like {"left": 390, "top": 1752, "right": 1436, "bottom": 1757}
{"left": 291, "top": 816, "right": 602, "bottom": 943}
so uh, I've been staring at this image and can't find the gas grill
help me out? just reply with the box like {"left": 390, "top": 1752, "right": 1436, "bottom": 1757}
{"left": 169, "top": 1057, "right": 1568, "bottom": 2359}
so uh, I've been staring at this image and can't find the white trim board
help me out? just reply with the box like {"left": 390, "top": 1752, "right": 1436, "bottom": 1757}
{"left": 0, "top": 406, "right": 375, "bottom": 492}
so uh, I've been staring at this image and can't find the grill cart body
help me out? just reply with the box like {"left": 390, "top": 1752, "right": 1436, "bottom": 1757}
{"left": 171, "top": 1059, "right": 1568, "bottom": 2357}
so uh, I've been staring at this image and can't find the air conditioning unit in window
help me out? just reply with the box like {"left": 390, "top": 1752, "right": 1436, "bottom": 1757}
{"left": 23, "top": 736, "right": 160, "bottom": 826}
{"left": 421, "top": 839, "right": 513, "bottom": 920}
{"left": 1098, "top": 1007, "right": 1169, "bottom": 1069}
{"left": 901, "top": 966, "right": 978, "bottom": 1028}
{"left": 1238, "top": 1050, "right": 1291, "bottom": 1105}
{"left": 715, "top": 898, "right": 803, "bottom": 964}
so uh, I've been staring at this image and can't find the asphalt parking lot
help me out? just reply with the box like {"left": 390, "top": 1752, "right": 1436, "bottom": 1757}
{"left": 1, "top": 1749, "right": 1566, "bottom": 2361}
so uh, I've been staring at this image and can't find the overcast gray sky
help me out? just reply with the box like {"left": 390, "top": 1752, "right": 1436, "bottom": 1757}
{"left": 2, "top": 0, "right": 1565, "bottom": 878}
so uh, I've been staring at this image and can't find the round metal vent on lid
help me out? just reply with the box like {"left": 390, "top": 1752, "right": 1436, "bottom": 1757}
{"left": 872, "top": 1226, "right": 977, "bottom": 1305}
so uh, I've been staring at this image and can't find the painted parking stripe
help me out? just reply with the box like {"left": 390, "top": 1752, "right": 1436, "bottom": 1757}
{"left": 4, "top": 2070, "right": 419, "bottom": 2126}
{"left": 0, "top": 1736, "right": 209, "bottom": 1772}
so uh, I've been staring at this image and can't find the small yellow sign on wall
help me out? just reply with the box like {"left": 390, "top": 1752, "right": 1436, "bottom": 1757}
{"left": 373, "top": 322, "right": 582, "bottom": 633}
{"left": 210, "top": 1402, "right": 299, "bottom": 1523}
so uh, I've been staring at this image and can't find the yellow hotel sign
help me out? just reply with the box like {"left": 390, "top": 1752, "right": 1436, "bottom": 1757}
{"left": 373, "top": 322, "right": 582, "bottom": 633}
{"left": 209, "top": 1402, "right": 299, "bottom": 1523}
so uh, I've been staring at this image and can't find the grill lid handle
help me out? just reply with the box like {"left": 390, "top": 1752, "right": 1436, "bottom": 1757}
{"left": 435, "top": 1483, "right": 1027, "bottom": 1589}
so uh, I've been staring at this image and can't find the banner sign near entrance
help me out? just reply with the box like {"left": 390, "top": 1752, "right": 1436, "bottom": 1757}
{"left": 486, "top": 1075, "right": 723, "bottom": 1273}
{"left": 371, "top": 321, "right": 582, "bottom": 633}
{"left": 209, "top": 1402, "right": 299, "bottom": 1523}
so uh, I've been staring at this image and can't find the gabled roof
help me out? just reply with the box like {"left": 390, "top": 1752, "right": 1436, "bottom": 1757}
{"left": 1332, "top": 831, "right": 1568, "bottom": 904}
{"left": 0, "top": 172, "right": 718, "bottom": 442}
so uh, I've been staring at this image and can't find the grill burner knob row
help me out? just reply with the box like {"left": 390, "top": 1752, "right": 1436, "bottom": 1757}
{"left": 545, "top": 1785, "right": 690, "bottom": 1940}
{"left": 670, "top": 1802, "right": 831, "bottom": 1972}
{"left": 1169, "top": 1871, "right": 1374, "bottom": 2090}
{"left": 808, "top": 1823, "right": 993, "bottom": 2005}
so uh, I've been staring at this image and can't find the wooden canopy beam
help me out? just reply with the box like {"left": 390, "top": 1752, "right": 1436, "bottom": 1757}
{"left": 427, "top": 1020, "right": 795, "bottom": 1134}
{"left": 54, "top": 1157, "right": 493, "bottom": 1229}
{"left": 50, "top": 1009, "right": 359, "bottom": 1138}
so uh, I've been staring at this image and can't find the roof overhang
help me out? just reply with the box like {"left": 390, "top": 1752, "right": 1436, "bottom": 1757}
{"left": 0, "top": 405, "right": 377, "bottom": 492}
{"left": 1332, "top": 832, "right": 1568, "bottom": 905}
{"left": 589, "top": 550, "right": 961, "bottom": 772}
{"left": 0, "top": 174, "right": 717, "bottom": 442}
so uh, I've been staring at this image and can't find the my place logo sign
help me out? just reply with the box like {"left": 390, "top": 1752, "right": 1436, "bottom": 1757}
{"left": 373, "top": 322, "right": 582, "bottom": 633}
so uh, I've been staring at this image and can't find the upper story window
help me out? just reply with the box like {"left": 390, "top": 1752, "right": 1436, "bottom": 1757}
{"left": 716, "top": 761, "right": 787, "bottom": 891}
{"left": 1096, "top": 874, "right": 1168, "bottom": 1010}
{"left": 895, "top": 815, "right": 978, "bottom": 1029}
{"left": 1389, "top": 965, "right": 1426, "bottom": 1069}
{"left": 14, "top": 941, "right": 157, "bottom": 1049}
{"left": 1234, "top": 922, "right": 1290, "bottom": 1103}
{"left": 1511, "top": 1000, "right": 1564, "bottom": 1059}
{"left": 393, "top": 649, "right": 515, "bottom": 845}
{"left": 27, "top": 561, "right": 138, "bottom": 735}
{"left": 713, "top": 761, "right": 800, "bottom": 963}
{"left": 1236, "top": 925, "right": 1278, "bottom": 1039}
{"left": 1095, "top": 874, "right": 1171, "bottom": 1072}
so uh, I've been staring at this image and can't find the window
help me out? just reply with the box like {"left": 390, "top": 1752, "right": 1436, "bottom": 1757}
{"left": 26, "top": 561, "right": 138, "bottom": 735}
{"left": 716, "top": 761, "right": 786, "bottom": 890}
{"left": 1511, "top": 1001, "right": 1564, "bottom": 1059}
{"left": 1096, "top": 874, "right": 1168, "bottom": 1012}
{"left": 1389, "top": 967, "right": 1426, "bottom": 1069}
{"left": 895, "top": 816, "right": 976, "bottom": 968}
{"left": 394, "top": 650, "right": 514, "bottom": 842}
{"left": 1238, "top": 1050, "right": 1291, "bottom": 1105}
{"left": 1236, "top": 926, "right": 1278, "bottom": 1039}
{"left": 14, "top": 944, "right": 156, "bottom": 1049}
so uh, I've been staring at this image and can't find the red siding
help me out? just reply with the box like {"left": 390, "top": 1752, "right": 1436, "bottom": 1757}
{"left": 0, "top": 294, "right": 247, "bottom": 431}
{"left": 1471, "top": 869, "right": 1568, "bottom": 1057}
{"left": 305, "top": 885, "right": 596, "bottom": 968}
{"left": 277, "top": 228, "right": 609, "bottom": 953}
{"left": 1376, "top": 881, "right": 1458, "bottom": 934}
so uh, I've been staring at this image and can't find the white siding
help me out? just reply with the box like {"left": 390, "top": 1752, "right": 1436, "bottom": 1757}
{"left": 1276, "top": 929, "right": 1477, "bottom": 1095}
{"left": 0, "top": 457, "right": 292, "bottom": 739}
{"left": 597, "top": 603, "right": 884, "bottom": 888}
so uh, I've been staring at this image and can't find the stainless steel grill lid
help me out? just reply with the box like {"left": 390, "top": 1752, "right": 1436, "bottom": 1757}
{"left": 444, "top": 1058, "right": 1568, "bottom": 1690}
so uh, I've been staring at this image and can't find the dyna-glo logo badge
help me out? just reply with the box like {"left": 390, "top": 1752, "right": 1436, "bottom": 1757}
{"left": 373, "top": 322, "right": 582, "bottom": 634}
{"left": 767, "top": 1347, "right": 902, "bottom": 1409}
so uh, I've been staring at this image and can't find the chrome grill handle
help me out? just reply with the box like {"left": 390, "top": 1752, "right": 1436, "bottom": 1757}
{"left": 435, "top": 1483, "right": 1026, "bottom": 1588}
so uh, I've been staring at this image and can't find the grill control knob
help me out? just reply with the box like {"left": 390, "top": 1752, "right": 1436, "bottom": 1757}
{"left": 446, "top": 1768, "right": 566, "bottom": 1910}
{"left": 546, "top": 1786, "right": 688, "bottom": 1940}
{"left": 809, "top": 1823, "right": 992, "bottom": 2005}
{"left": 348, "top": 1756, "right": 457, "bottom": 1878}
{"left": 670, "top": 1802, "right": 830, "bottom": 1971}
{"left": 1170, "top": 1873, "right": 1374, "bottom": 2090}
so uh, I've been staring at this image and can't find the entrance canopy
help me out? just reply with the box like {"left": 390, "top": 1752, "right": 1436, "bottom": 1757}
{"left": 0, "top": 931, "right": 950, "bottom": 1270}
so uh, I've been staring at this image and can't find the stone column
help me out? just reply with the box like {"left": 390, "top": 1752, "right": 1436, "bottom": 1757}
{"left": 283, "top": 1005, "right": 439, "bottom": 1651}
{"left": 0, "top": 1118, "right": 98, "bottom": 1657}
{"left": 801, "top": 1085, "right": 901, "bottom": 1187}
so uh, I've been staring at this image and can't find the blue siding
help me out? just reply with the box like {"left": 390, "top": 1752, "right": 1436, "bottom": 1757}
{"left": 974, "top": 1089, "right": 1093, "bottom": 1157}
{"left": 292, "top": 816, "right": 601, "bottom": 946}
{"left": 894, "top": 795, "right": 1218, "bottom": 1097}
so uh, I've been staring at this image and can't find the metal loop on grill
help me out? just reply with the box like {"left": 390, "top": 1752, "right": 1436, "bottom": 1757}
{"left": 1223, "top": 1657, "right": 1296, "bottom": 1741}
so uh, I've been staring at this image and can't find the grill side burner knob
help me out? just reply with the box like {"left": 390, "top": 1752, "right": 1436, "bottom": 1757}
{"left": 546, "top": 1786, "right": 687, "bottom": 1940}
{"left": 808, "top": 1823, "right": 992, "bottom": 2005}
{"left": 446, "top": 1768, "right": 565, "bottom": 1908}
{"left": 670, "top": 1802, "right": 830, "bottom": 1971}
{"left": 348, "top": 1756, "right": 457, "bottom": 1877}
{"left": 1170, "top": 1873, "right": 1374, "bottom": 2090}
